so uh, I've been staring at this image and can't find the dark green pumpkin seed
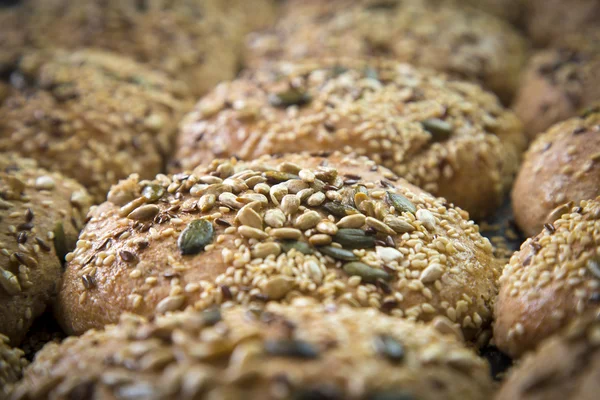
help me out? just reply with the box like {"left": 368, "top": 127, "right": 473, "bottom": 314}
{"left": 364, "top": 66, "right": 379, "bottom": 81}
{"left": 202, "top": 308, "right": 222, "bottom": 326}
{"left": 53, "top": 222, "right": 68, "bottom": 265}
{"left": 280, "top": 240, "right": 313, "bottom": 255}
{"left": 319, "top": 246, "right": 358, "bottom": 261}
{"left": 331, "top": 65, "right": 349, "bottom": 77}
{"left": 263, "top": 170, "right": 300, "bottom": 183}
{"left": 421, "top": 118, "right": 453, "bottom": 141}
{"left": 343, "top": 262, "right": 390, "bottom": 283}
{"left": 178, "top": 219, "right": 214, "bottom": 255}
{"left": 141, "top": 184, "right": 165, "bottom": 202}
{"left": 386, "top": 192, "right": 416, "bottom": 214}
{"left": 268, "top": 89, "right": 312, "bottom": 108}
{"left": 333, "top": 229, "right": 375, "bottom": 249}
{"left": 322, "top": 202, "right": 359, "bottom": 218}
{"left": 294, "top": 385, "right": 342, "bottom": 400}
{"left": 373, "top": 334, "right": 405, "bottom": 362}
{"left": 366, "top": 1, "right": 400, "bottom": 11}
{"left": 367, "top": 391, "right": 415, "bottom": 400}
{"left": 355, "top": 185, "right": 369, "bottom": 195}
{"left": 264, "top": 339, "right": 319, "bottom": 359}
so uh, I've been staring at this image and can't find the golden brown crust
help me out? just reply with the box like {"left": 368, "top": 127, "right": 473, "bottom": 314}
{"left": 15, "top": 301, "right": 494, "bottom": 400}
{"left": 513, "top": 31, "right": 600, "bottom": 140}
{"left": 245, "top": 0, "right": 528, "bottom": 102}
{"left": 0, "top": 155, "right": 92, "bottom": 345}
{"left": 173, "top": 59, "right": 524, "bottom": 220}
{"left": 511, "top": 111, "right": 600, "bottom": 237}
{"left": 496, "top": 310, "right": 600, "bottom": 400}
{"left": 57, "top": 152, "right": 500, "bottom": 342}
{"left": 0, "top": 334, "right": 27, "bottom": 399}
{"left": 0, "top": 49, "right": 191, "bottom": 202}
{"left": 495, "top": 197, "right": 600, "bottom": 358}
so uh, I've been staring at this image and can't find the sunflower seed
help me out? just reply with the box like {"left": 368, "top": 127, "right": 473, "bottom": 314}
{"left": 14, "top": 253, "right": 38, "bottom": 269}
{"left": 280, "top": 240, "right": 313, "bottom": 255}
{"left": 236, "top": 205, "right": 263, "bottom": 229}
{"left": 53, "top": 222, "right": 68, "bottom": 263}
{"left": 333, "top": 229, "right": 375, "bottom": 249}
{"left": 336, "top": 214, "right": 366, "bottom": 229}
{"left": 420, "top": 263, "right": 444, "bottom": 283}
{"left": 316, "top": 220, "right": 338, "bottom": 235}
{"left": 587, "top": 258, "right": 600, "bottom": 279}
{"left": 219, "top": 192, "right": 245, "bottom": 209}
{"left": 270, "top": 184, "right": 288, "bottom": 205}
{"left": 264, "top": 209, "right": 286, "bottom": 228}
{"left": 416, "top": 209, "right": 436, "bottom": 230}
{"left": 386, "top": 192, "right": 416, "bottom": 214}
{"left": 308, "top": 234, "right": 332, "bottom": 246}
{"left": 238, "top": 225, "right": 269, "bottom": 240}
{"left": 306, "top": 192, "right": 326, "bottom": 206}
{"left": 264, "top": 275, "right": 295, "bottom": 300}
{"left": 264, "top": 339, "right": 319, "bottom": 358}
{"left": 0, "top": 268, "right": 21, "bottom": 295}
{"left": 178, "top": 220, "right": 214, "bottom": 255}
{"left": 270, "top": 228, "right": 302, "bottom": 240}
{"left": 366, "top": 217, "right": 395, "bottom": 235}
{"left": 128, "top": 204, "right": 160, "bottom": 221}
{"left": 251, "top": 242, "right": 282, "bottom": 259}
{"left": 280, "top": 195, "right": 300, "bottom": 215}
{"left": 422, "top": 118, "right": 453, "bottom": 141}
{"left": 0, "top": 199, "right": 13, "bottom": 210}
{"left": 141, "top": 184, "right": 165, "bottom": 202}
{"left": 319, "top": 246, "right": 358, "bottom": 261}
{"left": 299, "top": 169, "right": 315, "bottom": 183}
{"left": 383, "top": 215, "right": 415, "bottom": 233}
{"left": 373, "top": 334, "right": 404, "bottom": 362}
{"left": 546, "top": 202, "right": 573, "bottom": 225}
{"left": 294, "top": 211, "right": 321, "bottom": 230}
{"left": 155, "top": 295, "right": 185, "bottom": 313}
{"left": 263, "top": 171, "right": 299, "bottom": 183}
{"left": 285, "top": 179, "right": 310, "bottom": 194}
{"left": 268, "top": 89, "right": 312, "bottom": 108}
{"left": 343, "top": 262, "right": 390, "bottom": 283}
{"left": 198, "top": 194, "right": 216, "bottom": 212}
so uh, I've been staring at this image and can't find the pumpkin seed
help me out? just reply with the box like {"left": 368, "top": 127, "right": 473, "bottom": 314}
{"left": 368, "top": 391, "right": 414, "bottom": 400}
{"left": 587, "top": 258, "right": 600, "bottom": 279}
{"left": 322, "top": 202, "right": 358, "bottom": 218}
{"left": 268, "top": 88, "right": 312, "bottom": 108}
{"left": 127, "top": 204, "right": 160, "bottom": 221}
{"left": 386, "top": 192, "right": 416, "bottom": 214}
{"left": 264, "top": 275, "right": 295, "bottom": 300}
{"left": 201, "top": 308, "right": 222, "bottom": 326}
{"left": 333, "top": 229, "right": 375, "bottom": 249}
{"left": 343, "top": 262, "right": 390, "bottom": 283}
{"left": 141, "top": 184, "right": 164, "bottom": 202}
{"left": 319, "top": 246, "right": 358, "bottom": 261}
{"left": 421, "top": 118, "right": 452, "bottom": 141}
{"left": 364, "top": 66, "right": 379, "bottom": 81}
{"left": 178, "top": 219, "right": 214, "bottom": 255}
{"left": 331, "top": 65, "right": 349, "bottom": 76}
{"left": 53, "top": 221, "right": 68, "bottom": 264}
{"left": 280, "top": 240, "right": 313, "bottom": 255}
{"left": 264, "top": 339, "right": 319, "bottom": 359}
{"left": 366, "top": 1, "right": 400, "bottom": 11}
{"left": 263, "top": 170, "right": 299, "bottom": 183}
{"left": 373, "top": 334, "right": 405, "bottom": 362}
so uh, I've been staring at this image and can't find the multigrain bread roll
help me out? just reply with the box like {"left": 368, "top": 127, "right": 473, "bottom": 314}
{"left": 14, "top": 301, "right": 495, "bottom": 400}
{"left": 57, "top": 153, "right": 501, "bottom": 342}
{"left": 0, "top": 49, "right": 190, "bottom": 202}
{"left": 0, "top": 155, "right": 92, "bottom": 345}
{"left": 524, "top": 0, "right": 600, "bottom": 46}
{"left": 0, "top": 2, "right": 25, "bottom": 74}
{"left": 245, "top": 0, "right": 528, "bottom": 103}
{"left": 0, "top": 334, "right": 27, "bottom": 399}
{"left": 494, "top": 197, "right": 600, "bottom": 359}
{"left": 511, "top": 110, "right": 600, "bottom": 237}
{"left": 5, "top": 0, "right": 246, "bottom": 96}
{"left": 496, "top": 309, "right": 600, "bottom": 400}
{"left": 448, "top": 0, "right": 523, "bottom": 25}
{"left": 513, "top": 30, "right": 600, "bottom": 140}
{"left": 173, "top": 59, "right": 525, "bottom": 220}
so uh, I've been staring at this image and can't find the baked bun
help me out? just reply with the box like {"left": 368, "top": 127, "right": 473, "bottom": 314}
{"left": 449, "top": 0, "right": 523, "bottom": 25}
{"left": 0, "top": 3, "right": 25, "bottom": 74}
{"left": 0, "top": 155, "right": 92, "bottom": 345}
{"left": 245, "top": 0, "right": 527, "bottom": 102}
{"left": 57, "top": 152, "right": 500, "bottom": 341}
{"left": 0, "top": 334, "right": 27, "bottom": 399}
{"left": 511, "top": 110, "right": 600, "bottom": 237}
{"left": 494, "top": 197, "right": 600, "bottom": 358}
{"left": 513, "top": 30, "right": 600, "bottom": 140}
{"left": 15, "top": 300, "right": 494, "bottom": 400}
{"left": 6, "top": 0, "right": 248, "bottom": 96}
{"left": 524, "top": 0, "right": 600, "bottom": 46}
{"left": 173, "top": 59, "right": 524, "bottom": 220}
{"left": 496, "top": 309, "right": 600, "bottom": 400}
{"left": 0, "top": 49, "right": 190, "bottom": 202}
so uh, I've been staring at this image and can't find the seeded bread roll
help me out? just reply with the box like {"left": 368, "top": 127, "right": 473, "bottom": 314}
{"left": 496, "top": 309, "right": 600, "bottom": 400}
{"left": 15, "top": 300, "right": 494, "bottom": 400}
{"left": 0, "top": 2, "right": 25, "bottom": 74}
{"left": 524, "top": 0, "right": 600, "bottom": 46}
{"left": 449, "top": 0, "right": 523, "bottom": 25}
{"left": 511, "top": 111, "right": 600, "bottom": 238}
{"left": 0, "top": 155, "right": 92, "bottom": 345}
{"left": 513, "top": 30, "right": 600, "bottom": 140}
{"left": 494, "top": 197, "right": 600, "bottom": 359}
{"left": 57, "top": 152, "right": 501, "bottom": 342}
{"left": 8, "top": 0, "right": 243, "bottom": 97}
{"left": 0, "top": 334, "right": 27, "bottom": 399}
{"left": 244, "top": 0, "right": 527, "bottom": 103}
{"left": 173, "top": 59, "right": 525, "bottom": 220}
{"left": 0, "top": 49, "right": 190, "bottom": 202}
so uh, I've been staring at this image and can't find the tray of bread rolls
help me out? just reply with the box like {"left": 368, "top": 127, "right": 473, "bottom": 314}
{"left": 1, "top": 0, "right": 599, "bottom": 399}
